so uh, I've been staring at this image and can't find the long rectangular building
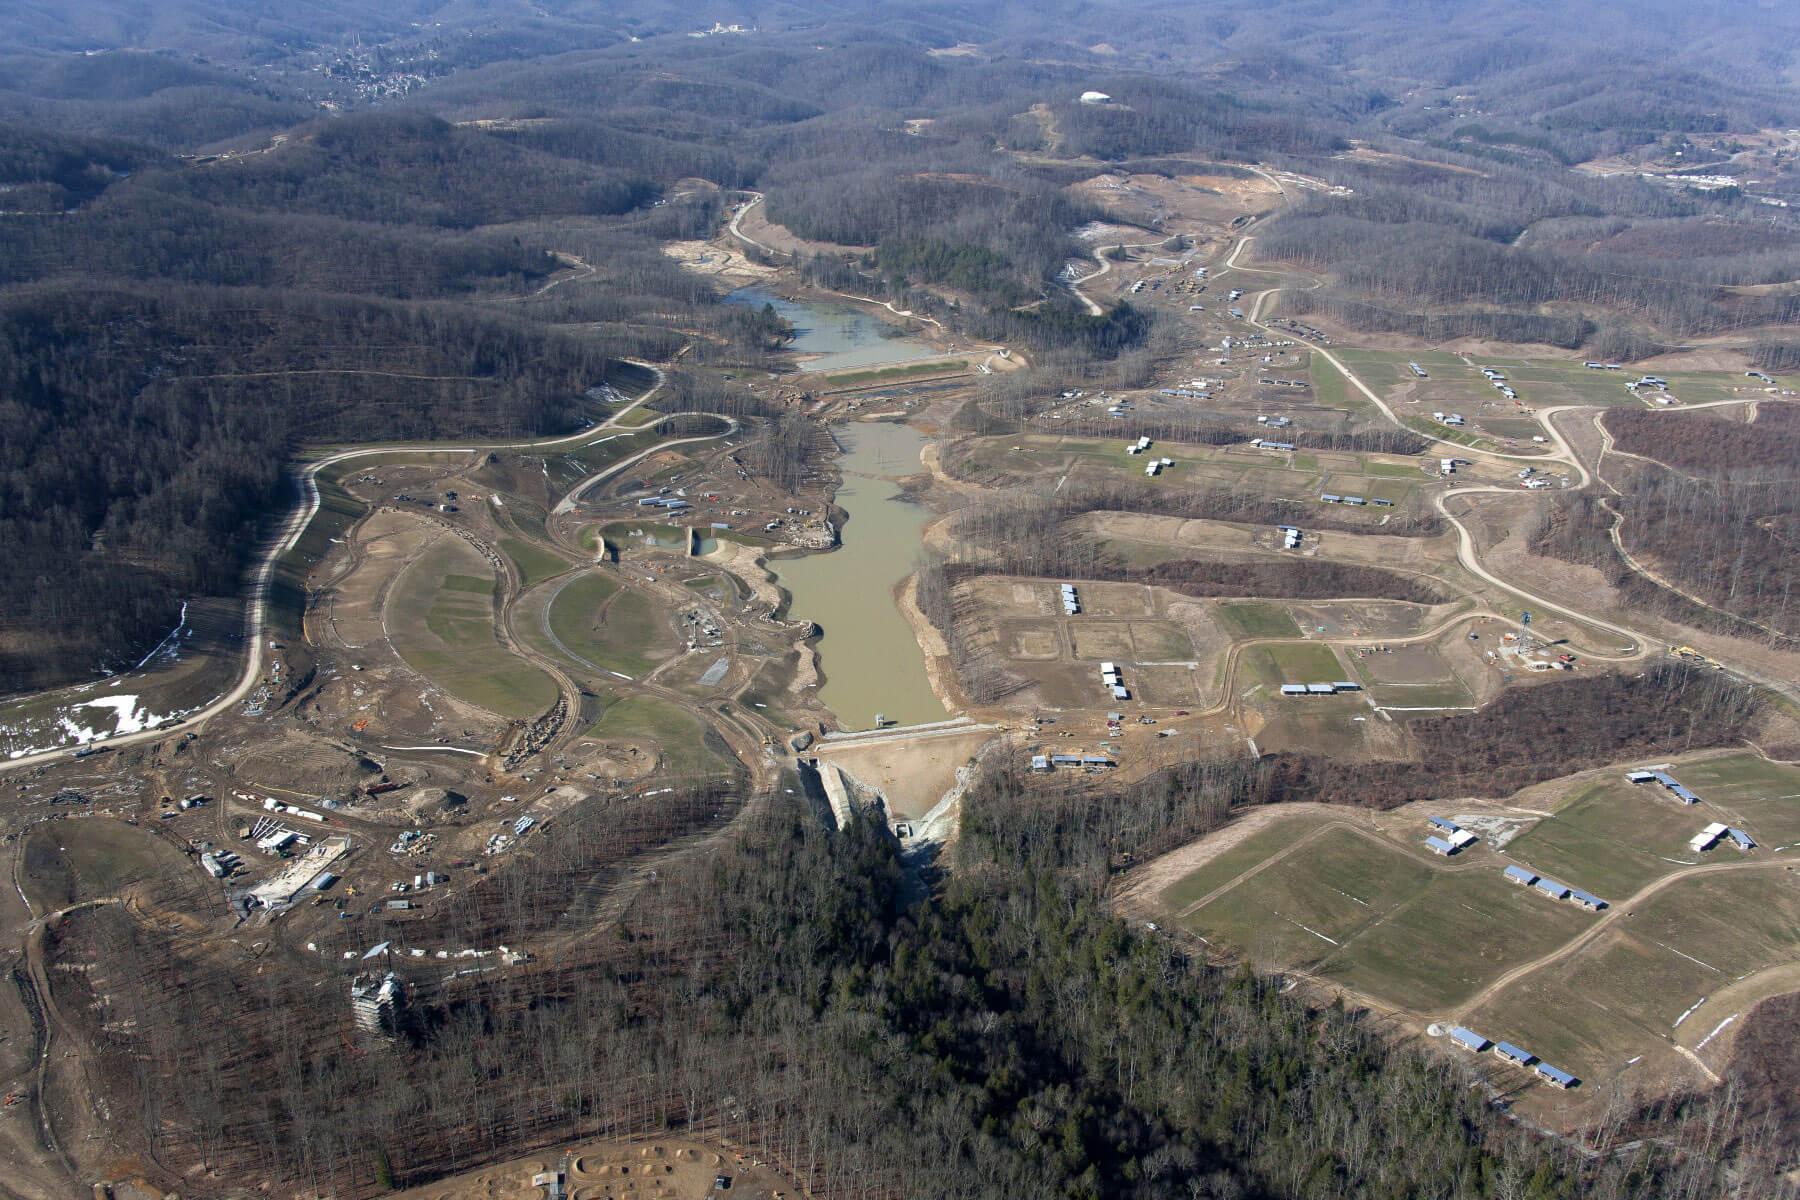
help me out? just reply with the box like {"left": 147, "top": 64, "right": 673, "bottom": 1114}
{"left": 1448, "top": 1026, "right": 1490, "bottom": 1053}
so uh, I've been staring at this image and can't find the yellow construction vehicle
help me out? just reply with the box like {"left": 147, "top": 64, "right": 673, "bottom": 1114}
{"left": 1671, "top": 646, "right": 1723, "bottom": 670}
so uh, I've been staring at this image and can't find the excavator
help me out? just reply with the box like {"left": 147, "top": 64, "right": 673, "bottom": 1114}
{"left": 1671, "top": 645, "right": 1724, "bottom": 670}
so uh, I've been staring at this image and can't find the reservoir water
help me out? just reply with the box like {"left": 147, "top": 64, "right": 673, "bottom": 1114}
{"left": 773, "top": 422, "right": 946, "bottom": 731}
{"left": 724, "top": 285, "right": 936, "bottom": 373}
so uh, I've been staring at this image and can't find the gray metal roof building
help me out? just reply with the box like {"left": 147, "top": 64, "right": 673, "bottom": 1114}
{"left": 1568, "top": 889, "right": 1607, "bottom": 911}
{"left": 1535, "top": 1063, "right": 1578, "bottom": 1089}
{"left": 1428, "top": 816, "right": 1460, "bottom": 832}
{"left": 1533, "top": 878, "right": 1570, "bottom": 900}
{"left": 1493, "top": 1042, "right": 1534, "bottom": 1066}
{"left": 1504, "top": 865, "right": 1537, "bottom": 886}
{"left": 1448, "top": 1027, "right": 1490, "bottom": 1052}
{"left": 1424, "top": 835, "right": 1456, "bottom": 856}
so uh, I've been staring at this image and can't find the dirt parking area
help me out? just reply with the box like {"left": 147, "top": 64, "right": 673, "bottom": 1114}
{"left": 391, "top": 1138, "right": 793, "bottom": 1200}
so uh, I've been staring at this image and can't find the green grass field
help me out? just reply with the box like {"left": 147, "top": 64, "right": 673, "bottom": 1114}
{"left": 1503, "top": 780, "right": 1708, "bottom": 899}
{"left": 547, "top": 572, "right": 675, "bottom": 677}
{"left": 1173, "top": 827, "right": 1598, "bottom": 1011}
{"left": 499, "top": 537, "right": 574, "bottom": 586}
{"left": 389, "top": 538, "right": 557, "bottom": 718}
{"left": 1472, "top": 868, "right": 1800, "bottom": 1083}
{"left": 587, "top": 695, "right": 734, "bottom": 772}
{"left": 1158, "top": 820, "right": 1314, "bottom": 912}
{"left": 1330, "top": 348, "right": 1788, "bottom": 419}
{"left": 1327, "top": 871, "right": 1593, "bottom": 1011}
{"left": 1187, "top": 828, "right": 1434, "bottom": 955}
{"left": 1254, "top": 641, "right": 1344, "bottom": 682}
{"left": 1370, "top": 682, "right": 1478, "bottom": 711}
{"left": 1668, "top": 754, "right": 1800, "bottom": 846}
{"left": 823, "top": 359, "right": 967, "bottom": 387}
{"left": 1308, "top": 354, "right": 1363, "bottom": 413}
{"left": 1216, "top": 601, "right": 1302, "bottom": 639}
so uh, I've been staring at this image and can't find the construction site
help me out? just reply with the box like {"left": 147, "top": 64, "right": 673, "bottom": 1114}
{"left": 1, "top": 125, "right": 1798, "bottom": 1199}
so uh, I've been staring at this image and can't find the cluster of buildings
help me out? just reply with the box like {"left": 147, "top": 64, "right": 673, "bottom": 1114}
{"left": 1144, "top": 455, "right": 1175, "bottom": 477}
{"left": 1623, "top": 770, "right": 1758, "bottom": 852}
{"left": 1447, "top": 1026, "right": 1579, "bottom": 1089}
{"left": 1624, "top": 375, "right": 1674, "bottom": 402}
{"left": 1626, "top": 768, "right": 1700, "bottom": 803}
{"left": 1318, "top": 493, "right": 1393, "bottom": 507}
{"left": 1100, "top": 660, "right": 1129, "bottom": 700}
{"left": 1255, "top": 414, "right": 1293, "bottom": 427}
{"left": 1423, "top": 815, "right": 1478, "bottom": 856}
{"left": 1278, "top": 681, "right": 1361, "bottom": 697}
{"left": 200, "top": 848, "right": 242, "bottom": 879}
{"left": 1433, "top": 410, "right": 1469, "bottom": 427}
{"left": 1250, "top": 437, "right": 1295, "bottom": 451}
{"left": 636, "top": 495, "right": 692, "bottom": 513}
{"left": 1277, "top": 523, "right": 1303, "bottom": 550}
{"left": 1126, "top": 436, "right": 1154, "bottom": 455}
{"left": 1478, "top": 367, "right": 1519, "bottom": 401}
{"left": 1061, "top": 583, "right": 1081, "bottom": 615}
{"left": 1504, "top": 865, "right": 1607, "bottom": 911}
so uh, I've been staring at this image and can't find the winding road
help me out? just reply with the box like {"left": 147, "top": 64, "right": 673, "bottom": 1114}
{"left": 1221, "top": 233, "right": 1800, "bottom": 706}
{"left": 0, "top": 361, "right": 678, "bottom": 775}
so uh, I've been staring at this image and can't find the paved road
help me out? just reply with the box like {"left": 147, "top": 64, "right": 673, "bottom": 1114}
{"left": 727, "top": 192, "right": 773, "bottom": 255}
{"left": 1226, "top": 235, "right": 1800, "bottom": 705}
{"left": 1229, "top": 237, "right": 1587, "bottom": 473}
{"left": 552, "top": 414, "right": 739, "bottom": 516}
{"left": 0, "top": 362, "right": 674, "bottom": 775}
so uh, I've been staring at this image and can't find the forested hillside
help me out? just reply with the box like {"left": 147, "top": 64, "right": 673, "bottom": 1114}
{"left": 65, "top": 772, "right": 1776, "bottom": 1198}
{"left": 0, "top": 286, "right": 625, "bottom": 692}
